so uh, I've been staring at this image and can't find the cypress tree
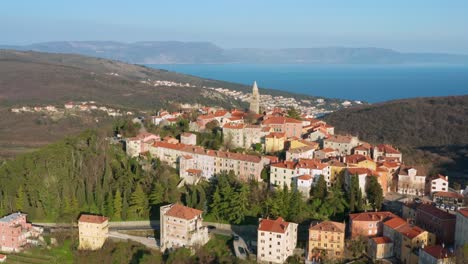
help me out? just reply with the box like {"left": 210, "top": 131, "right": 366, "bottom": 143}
{"left": 113, "top": 189, "right": 122, "bottom": 221}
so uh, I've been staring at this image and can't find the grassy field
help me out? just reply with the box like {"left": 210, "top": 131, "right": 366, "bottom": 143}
{"left": 3, "top": 240, "right": 74, "bottom": 264}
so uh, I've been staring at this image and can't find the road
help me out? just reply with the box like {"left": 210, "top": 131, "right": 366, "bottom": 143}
{"left": 232, "top": 232, "right": 251, "bottom": 260}
{"left": 109, "top": 231, "right": 159, "bottom": 249}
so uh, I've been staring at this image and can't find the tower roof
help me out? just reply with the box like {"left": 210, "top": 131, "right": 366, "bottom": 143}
{"left": 253, "top": 81, "right": 258, "bottom": 91}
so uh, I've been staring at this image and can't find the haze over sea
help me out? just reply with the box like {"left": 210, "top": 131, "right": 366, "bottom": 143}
{"left": 148, "top": 64, "right": 468, "bottom": 103}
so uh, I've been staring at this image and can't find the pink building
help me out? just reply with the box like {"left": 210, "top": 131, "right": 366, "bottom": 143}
{"left": 262, "top": 117, "right": 303, "bottom": 138}
{"left": 0, "top": 213, "right": 36, "bottom": 252}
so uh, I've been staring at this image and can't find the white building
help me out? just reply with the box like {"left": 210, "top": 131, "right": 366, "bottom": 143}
{"left": 125, "top": 132, "right": 160, "bottom": 157}
{"left": 160, "top": 204, "right": 209, "bottom": 252}
{"left": 397, "top": 166, "right": 426, "bottom": 196}
{"left": 270, "top": 159, "right": 330, "bottom": 189}
{"left": 180, "top": 132, "right": 197, "bottom": 146}
{"left": 257, "top": 217, "right": 298, "bottom": 263}
{"left": 429, "top": 174, "right": 449, "bottom": 195}
{"left": 294, "top": 175, "right": 313, "bottom": 198}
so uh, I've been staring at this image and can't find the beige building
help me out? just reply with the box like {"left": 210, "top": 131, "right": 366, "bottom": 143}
{"left": 368, "top": 236, "right": 393, "bottom": 260}
{"left": 78, "top": 214, "right": 109, "bottom": 250}
{"left": 257, "top": 217, "right": 297, "bottom": 263}
{"left": 307, "top": 221, "right": 345, "bottom": 261}
{"left": 323, "top": 135, "right": 359, "bottom": 156}
{"left": 397, "top": 166, "right": 426, "bottom": 196}
{"left": 180, "top": 132, "right": 197, "bottom": 146}
{"left": 455, "top": 208, "right": 468, "bottom": 250}
{"left": 160, "top": 203, "right": 209, "bottom": 252}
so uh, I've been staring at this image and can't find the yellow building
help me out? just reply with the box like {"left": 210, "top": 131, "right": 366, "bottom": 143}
{"left": 368, "top": 236, "right": 394, "bottom": 260}
{"left": 328, "top": 160, "right": 346, "bottom": 185}
{"left": 345, "top": 154, "right": 377, "bottom": 170}
{"left": 265, "top": 132, "right": 286, "bottom": 153}
{"left": 78, "top": 214, "right": 109, "bottom": 250}
{"left": 289, "top": 139, "right": 319, "bottom": 150}
{"left": 308, "top": 221, "right": 345, "bottom": 261}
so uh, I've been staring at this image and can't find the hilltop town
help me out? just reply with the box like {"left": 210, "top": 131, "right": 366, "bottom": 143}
{"left": 0, "top": 82, "right": 467, "bottom": 263}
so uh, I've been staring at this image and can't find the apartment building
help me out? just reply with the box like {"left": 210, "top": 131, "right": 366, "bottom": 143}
{"left": 160, "top": 204, "right": 209, "bottom": 252}
{"left": 349, "top": 211, "right": 398, "bottom": 238}
{"left": 78, "top": 214, "right": 109, "bottom": 250}
{"left": 270, "top": 159, "right": 330, "bottom": 189}
{"left": 428, "top": 174, "right": 449, "bottom": 195}
{"left": 180, "top": 132, "right": 197, "bottom": 146}
{"left": 150, "top": 141, "right": 270, "bottom": 182}
{"left": 415, "top": 204, "right": 456, "bottom": 245}
{"left": 0, "top": 213, "right": 40, "bottom": 252}
{"left": 323, "top": 135, "right": 359, "bottom": 156}
{"left": 307, "top": 221, "right": 345, "bottom": 261}
{"left": 265, "top": 132, "right": 286, "bottom": 153}
{"left": 126, "top": 132, "right": 160, "bottom": 157}
{"left": 262, "top": 116, "right": 303, "bottom": 138}
{"left": 454, "top": 208, "right": 468, "bottom": 250}
{"left": 373, "top": 144, "right": 402, "bottom": 162}
{"left": 257, "top": 217, "right": 298, "bottom": 263}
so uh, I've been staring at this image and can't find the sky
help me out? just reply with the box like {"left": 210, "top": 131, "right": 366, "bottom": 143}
{"left": 1, "top": 0, "right": 468, "bottom": 53}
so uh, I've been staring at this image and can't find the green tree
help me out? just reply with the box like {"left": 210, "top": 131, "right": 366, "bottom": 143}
{"left": 149, "top": 182, "right": 164, "bottom": 206}
{"left": 105, "top": 192, "right": 114, "bottom": 218}
{"left": 366, "top": 176, "right": 384, "bottom": 210}
{"left": 287, "top": 107, "right": 301, "bottom": 120}
{"left": 15, "top": 186, "right": 26, "bottom": 212}
{"left": 113, "top": 190, "right": 123, "bottom": 221}
{"left": 129, "top": 184, "right": 149, "bottom": 218}
{"left": 310, "top": 175, "right": 327, "bottom": 200}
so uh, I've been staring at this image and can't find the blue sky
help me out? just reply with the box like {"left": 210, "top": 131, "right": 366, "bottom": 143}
{"left": 2, "top": 0, "right": 468, "bottom": 53}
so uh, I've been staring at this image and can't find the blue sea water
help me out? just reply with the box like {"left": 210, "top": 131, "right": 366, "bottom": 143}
{"left": 147, "top": 64, "right": 468, "bottom": 103}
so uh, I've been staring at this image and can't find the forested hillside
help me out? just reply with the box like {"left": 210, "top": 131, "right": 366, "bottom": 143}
{"left": 324, "top": 95, "right": 468, "bottom": 185}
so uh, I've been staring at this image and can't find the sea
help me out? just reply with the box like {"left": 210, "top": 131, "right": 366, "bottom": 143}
{"left": 147, "top": 64, "right": 468, "bottom": 103}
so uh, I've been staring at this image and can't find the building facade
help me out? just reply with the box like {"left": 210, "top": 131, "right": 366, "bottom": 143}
{"left": 454, "top": 208, "right": 468, "bottom": 250}
{"left": 307, "top": 221, "right": 345, "bottom": 261}
{"left": 349, "top": 211, "right": 398, "bottom": 238}
{"left": 160, "top": 204, "right": 209, "bottom": 252}
{"left": 257, "top": 217, "right": 298, "bottom": 263}
{"left": 249, "top": 81, "right": 260, "bottom": 114}
{"left": 0, "top": 213, "right": 38, "bottom": 252}
{"left": 78, "top": 214, "right": 109, "bottom": 250}
{"left": 415, "top": 204, "right": 456, "bottom": 245}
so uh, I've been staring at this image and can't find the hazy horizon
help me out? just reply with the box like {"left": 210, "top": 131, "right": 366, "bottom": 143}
{"left": 2, "top": 0, "right": 468, "bottom": 54}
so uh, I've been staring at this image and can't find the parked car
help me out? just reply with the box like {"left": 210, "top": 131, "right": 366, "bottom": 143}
{"left": 233, "top": 235, "right": 240, "bottom": 241}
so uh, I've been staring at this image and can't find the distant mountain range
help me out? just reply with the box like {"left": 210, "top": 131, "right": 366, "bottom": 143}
{"left": 2, "top": 41, "right": 468, "bottom": 64}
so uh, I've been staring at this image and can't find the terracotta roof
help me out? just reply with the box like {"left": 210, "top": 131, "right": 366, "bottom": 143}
{"left": 223, "top": 123, "right": 245, "bottom": 129}
{"left": 349, "top": 211, "right": 397, "bottom": 222}
{"left": 433, "top": 191, "right": 463, "bottom": 199}
{"left": 434, "top": 174, "right": 448, "bottom": 181}
{"left": 262, "top": 116, "right": 302, "bottom": 125}
{"left": 458, "top": 208, "right": 468, "bottom": 218}
{"left": 262, "top": 127, "right": 272, "bottom": 132}
{"left": 165, "top": 204, "right": 203, "bottom": 220}
{"left": 371, "top": 236, "right": 392, "bottom": 244}
{"left": 347, "top": 167, "right": 372, "bottom": 176}
{"left": 265, "top": 132, "right": 286, "bottom": 138}
{"left": 321, "top": 148, "right": 336, "bottom": 153}
{"left": 198, "top": 114, "right": 215, "bottom": 120}
{"left": 346, "top": 154, "right": 373, "bottom": 164}
{"left": 186, "top": 169, "right": 202, "bottom": 174}
{"left": 376, "top": 144, "right": 400, "bottom": 154}
{"left": 298, "top": 174, "right": 313, "bottom": 181}
{"left": 214, "top": 110, "right": 228, "bottom": 117}
{"left": 354, "top": 145, "right": 370, "bottom": 151}
{"left": 271, "top": 161, "right": 297, "bottom": 169}
{"left": 287, "top": 145, "right": 315, "bottom": 153}
{"left": 79, "top": 214, "right": 108, "bottom": 224}
{"left": 383, "top": 216, "right": 407, "bottom": 229}
{"left": 396, "top": 223, "right": 425, "bottom": 239}
{"left": 423, "top": 245, "right": 454, "bottom": 259}
{"left": 417, "top": 204, "right": 456, "bottom": 220}
{"left": 258, "top": 217, "right": 290, "bottom": 233}
{"left": 398, "top": 165, "right": 426, "bottom": 176}
{"left": 309, "top": 221, "right": 345, "bottom": 233}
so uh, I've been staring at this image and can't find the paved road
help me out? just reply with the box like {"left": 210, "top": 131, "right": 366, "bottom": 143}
{"left": 232, "top": 232, "right": 251, "bottom": 260}
{"left": 109, "top": 231, "right": 159, "bottom": 249}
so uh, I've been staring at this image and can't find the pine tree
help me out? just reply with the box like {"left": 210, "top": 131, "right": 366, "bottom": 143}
{"left": 105, "top": 192, "right": 114, "bottom": 217}
{"left": 149, "top": 182, "right": 164, "bottom": 206}
{"left": 310, "top": 175, "right": 327, "bottom": 200}
{"left": 129, "top": 184, "right": 148, "bottom": 218}
{"left": 15, "top": 186, "right": 26, "bottom": 212}
{"left": 366, "top": 176, "right": 384, "bottom": 210}
{"left": 210, "top": 187, "right": 222, "bottom": 221}
{"left": 113, "top": 189, "right": 123, "bottom": 221}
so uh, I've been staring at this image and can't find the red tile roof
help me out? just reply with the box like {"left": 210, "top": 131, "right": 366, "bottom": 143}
{"left": 265, "top": 132, "right": 286, "bottom": 138}
{"left": 346, "top": 154, "right": 373, "bottom": 164}
{"left": 417, "top": 204, "right": 456, "bottom": 221}
{"left": 79, "top": 214, "right": 108, "bottom": 224}
{"left": 371, "top": 236, "right": 392, "bottom": 244}
{"left": 258, "top": 217, "right": 290, "bottom": 233}
{"left": 223, "top": 123, "right": 245, "bottom": 129}
{"left": 376, "top": 144, "right": 400, "bottom": 154}
{"left": 263, "top": 116, "right": 302, "bottom": 125}
{"left": 349, "top": 211, "right": 397, "bottom": 222}
{"left": 433, "top": 191, "right": 463, "bottom": 199}
{"left": 298, "top": 174, "right": 313, "bottom": 181}
{"left": 309, "top": 221, "right": 345, "bottom": 233}
{"left": 396, "top": 223, "right": 425, "bottom": 239}
{"left": 186, "top": 169, "right": 202, "bottom": 174}
{"left": 423, "top": 245, "right": 454, "bottom": 259}
{"left": 325, "top": 135, "right": 355, "bottom": 144}
{"left": 383, "top": 216, "right": 407, "bottom": 229}
{"left": 458, "top": 208, "right": 468, "bottom": 218}
{"left": 165, "top": 204, "right": 203, "bottom": 220}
